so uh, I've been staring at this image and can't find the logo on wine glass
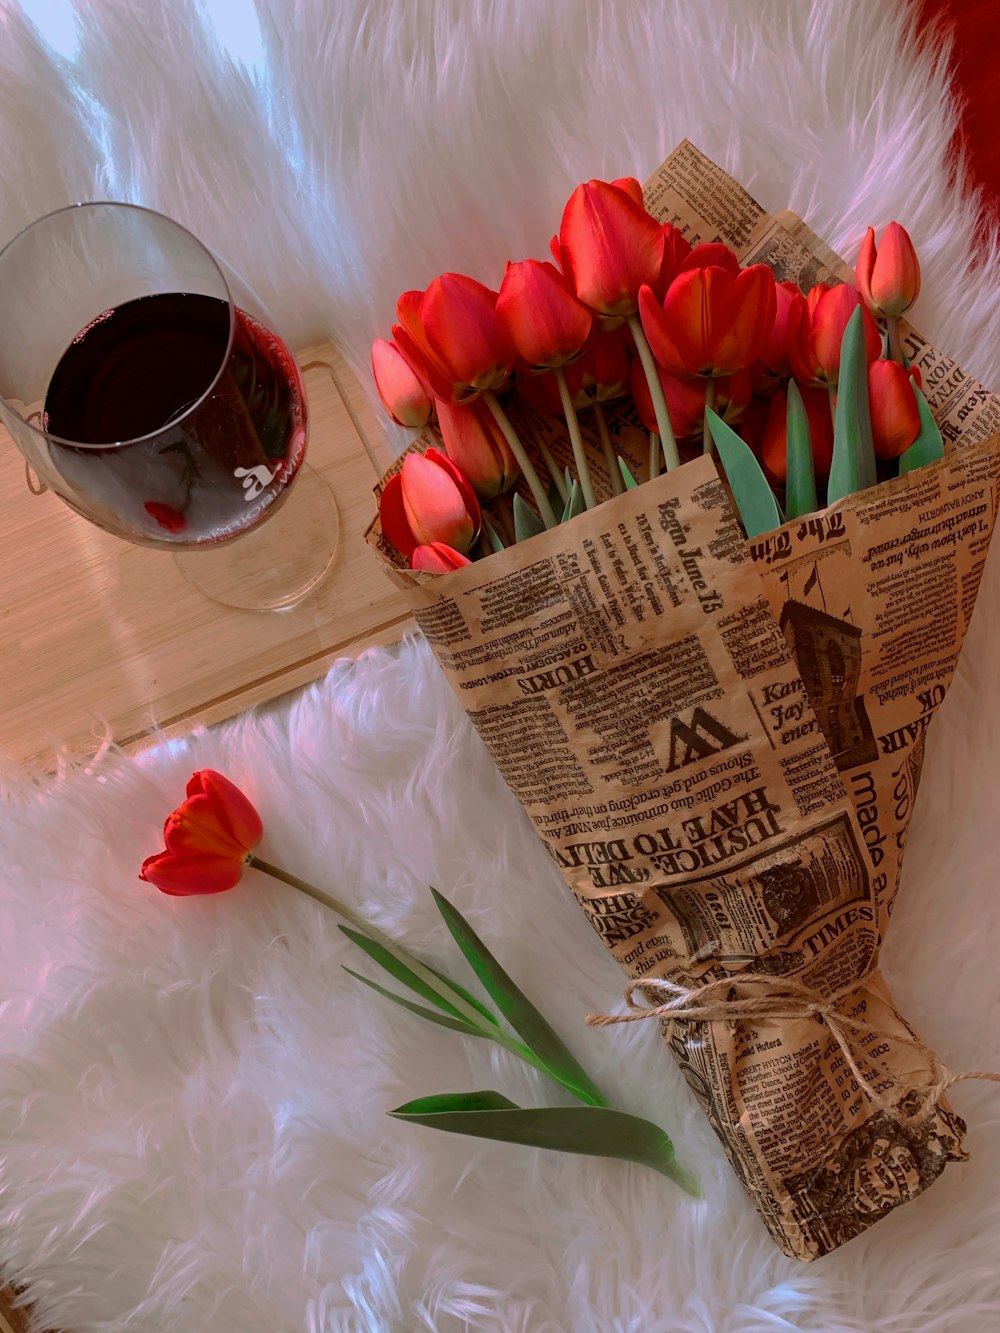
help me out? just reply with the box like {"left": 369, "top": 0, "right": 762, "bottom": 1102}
{"left": 234, "top": 463, "right": 279, "bottom": 500}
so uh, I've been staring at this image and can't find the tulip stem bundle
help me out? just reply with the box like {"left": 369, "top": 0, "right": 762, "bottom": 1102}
{"left": 554, "top": 367, "right": 597, "bottom": 510}
{"left": 483, "top": 391, "right": 559, "bottom": 527}
{"left": 627, "top": 315, "right": 680, "bottom": 471}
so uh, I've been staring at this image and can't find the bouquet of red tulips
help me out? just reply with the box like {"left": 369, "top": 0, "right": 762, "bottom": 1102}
{"left": 365, "top": 142, "right": 1000, "bottom": 1260}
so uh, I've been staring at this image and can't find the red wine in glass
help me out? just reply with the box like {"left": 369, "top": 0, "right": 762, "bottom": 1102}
{"left": 42, "top": 291, "right": 306, "bottom": 546}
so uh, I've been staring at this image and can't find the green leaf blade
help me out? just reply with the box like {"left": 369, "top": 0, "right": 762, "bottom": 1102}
{"left": 560, "top": 479, "right": 584, "bottom": 524}
{"left": 430, "top": 890, "right": 608, "bottom": 1108}
{"left": 483, "top": 515, "right": 506, "bottom": 553}
{"left": 827, "top": 305, "right": 877, "bottom": 503}
{"left": 389, "top": 1092, "right": 698, "bottom": 1194}
{"left": 898, "top": 380, "right": 945, "bottom": 475}
{"left": 618, "top": 457, "right": 640, "bottom": 490}
{"left": 783, "top": 380, "right": 818, "bottom": 519}
{"left": 342, "top": 968, "right": 487, "bottom": 1038}
{"left": 513, "top": 493, "right": 546, "bottom": 543}
{"left": 706, "top": 408, "right": 783, "bottom": 537}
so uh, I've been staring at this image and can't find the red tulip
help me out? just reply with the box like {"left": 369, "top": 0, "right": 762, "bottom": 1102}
{"left": 760, "top": 383, "right": 835, "bottom": 481}
{"left": 574, "top": 327, "right": 630, "bottom": 403}
{"left": 435, "top": 396, "right": 518, "bottom": 498}
{"left": 679, "top": 242, "right": 741, "bottom": 276}
{"left": 630, "top": 358, "right": 751, "bottom": 437}
{"left": 558, "top": 179, "right": 666, "bottom": 318}
{"left": 379, "top": 448, "right": 480, "bottom": 557}
{"left": 757, "top": 281, "right": 806, "bottom": 379}
{"left": 639, "top": 263, "right": 777, "bottom": 378}
{"left": 857, "top": 222, "right": 921, "bottom": 320}
{"left": 496, "top": 260, "right": 592, "bottom": 371}
{"left": 611, "top": 176, "right": 645, "bottom": 208}
{"left": 651, "top": 223, "right": 694, "bottom": 299}
{"left": 372, "top": 338, "right": 433, "bottom": 428}
{"left": 412, "top": 542, "right": 472, "bottom": 573}
{"left": 789, "top": 283, "right": 881, "bottom": 387}
{"left": 868, "top": 359, "right": 921, "bottom": 459}
{"left": 139, "top": 770, "right": 263, "bottom": 896}
{"left": 398, "top": 276, "right": 514, "bottom": 403}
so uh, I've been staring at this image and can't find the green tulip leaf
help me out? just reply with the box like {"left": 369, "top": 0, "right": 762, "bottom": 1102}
{"left": 338, "top": 925, "right": 497, "bottom": 1030}
{"left": 898, "top": 380, "right": 945, "bottom": 475}
{"left": 342, "top": 968, "right": 488, "bottom": 1038}
{"left": 827, "top": 305, "right": 877, "bottom": 503}
{"left": 482, "top": 515, "right": 506, "bottom": 553}
{"left": 706, "top": 408, "right": 783, "bottom": 537}
{"left": 618, "top": 457, "right": 640, "bottom": 490}
{"left": 513, "top": 493, "right": 546, "bottom": 543}
{"left": 430, "top": 889, "right": 608, "bottom": 1108}
{"left": 784, "top": 380, "right": 818, "bottom": 519}
{"left": 389, "top": 1090, "right": 698, "bottom": 1193}
{"left": 560, "top": 479, "right": 584, "bottom": 524}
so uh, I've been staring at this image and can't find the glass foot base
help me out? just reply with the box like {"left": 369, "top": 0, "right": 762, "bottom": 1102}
{"left": 174, "top": 464, "right": 339, "bottom": 611}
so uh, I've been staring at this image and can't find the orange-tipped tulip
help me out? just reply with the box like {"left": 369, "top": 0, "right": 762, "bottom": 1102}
{"left": 435, "top": 396, "right": 518, "bottom": 499}
{"left": 640, "top": 263, "right": 777, "bottom": 378}
{"left": 558, "top": 179, "right": 666, "bottom": 318}
{"left": 630, "top": 358, "right": 751, "bottom": 437}
{"left": 380, "top": 448, "right": 480, "bottom": 556}
{"left": 789, "top": 282, "right": 881, "bottom": 387}
{"left": 139, "top": 770, "right": 263, "bottom": 896}
{"left": 857, "top": 222, "right": 921, "bottom": 319}
{"left": 496, "top": 259, "right": 592, "bottom": 370}
{"left": 868, "top": 359, "right": 921, "bottom": 459}
{"left": 760, "top": 383, "right": 835, "bottom": 481}
{"left": 372, "top": 338, "right": 433, "bottom": 428}
{"left": 411, "top": 542, "right": 472, "bottom": 573}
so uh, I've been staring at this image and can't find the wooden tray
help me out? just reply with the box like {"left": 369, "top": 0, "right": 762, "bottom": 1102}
{"left": 0, "top": 341, "right": 413, "bottom": 774}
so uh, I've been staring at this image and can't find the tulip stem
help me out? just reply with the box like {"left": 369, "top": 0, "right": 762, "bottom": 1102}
{"left": 627, "top": 315, "right": 679, "bottom": 471}
{"left": 533, "top": 432, "right": 568, "bottom": 503}
{"left": 886, "top": 316, "right": 908, "bottom": 368}
{"left": 648, "top": 432, "right": 660, "bottom": 482}
{"left": 483, "top": 392, "right": 559, "bottom": 528}
{"left": 594, "top": 403, "right": 624, "bottom": 495}
{"left": 248, "top": 856, "right": 493, "bottom": 1032}
{"left": 554, "top": 367, "right": 597, "bottom": 510}
{"left": 702, "top": 379, "right": 717, "bottom": 456}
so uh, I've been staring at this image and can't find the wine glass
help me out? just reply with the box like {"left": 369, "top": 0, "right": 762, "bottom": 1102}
{"left": 0, "top": 202, "right": 337, "bottom": 610}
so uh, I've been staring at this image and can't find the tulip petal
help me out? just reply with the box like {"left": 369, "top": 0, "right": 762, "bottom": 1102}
{"left": 856, "top": 225, "right": 877, "bottom": 311}
{"left": 401, "top": 450, "right": 478, "bottom": 552}
{"left": 379, "top": 473, "right": 419, "bottom": 559}
{"left": 496, "top": 259, "right": 592, "bottom": 370}
{"left": 611, "top": 176, "right": 645, "bottom": 207}
{"left": 679, "top": 243, "right": 741, "bottom": 275}
{"left": 163, "top": 796, "right": 245, "bottom": 859}
{"left": 559, "top": 180, "right": 665, "bottom": 317}
{"left": 140, "top": 850, "right": 246, "bottom": 896}
{"left": 436, "top": 398, "right": 516, "bottom": 499}
{"left": 411, "top": 542, "right": 472, "bottom": 573}
{"left": 195, "top": 770, "right": 264, "bottom": 853}
{"left": 637, "top": 283, "right": 690, "bottom": 376}
{"left": 421, "top": 273, "right": 514, "bottom": 397}
{"left": 372, "top": 338, "right": 433, "bottom": 428}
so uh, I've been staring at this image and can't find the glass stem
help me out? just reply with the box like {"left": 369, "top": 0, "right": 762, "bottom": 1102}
{"left": 483, "top": 392, "right": 558, "bottom": 528}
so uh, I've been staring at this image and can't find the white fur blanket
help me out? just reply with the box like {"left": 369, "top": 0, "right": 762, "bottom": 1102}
{"left": 3, "top": 2, "right": 1000, "bottom": 1330}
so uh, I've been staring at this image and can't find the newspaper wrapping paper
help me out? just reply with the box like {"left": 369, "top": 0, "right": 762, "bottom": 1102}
{"left": 365, "top": 144, "right": 1000, "bottom": 1260}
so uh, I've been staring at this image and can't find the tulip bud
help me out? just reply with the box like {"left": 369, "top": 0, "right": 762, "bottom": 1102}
{"left": 789, "top": 282, "right": 881, "bottom": 387}
{"left": 641, "top": 263, "right": 777, "bottom": 378}
{"left": 757, "top": 282, "right": 806, "bottom": 379}
{"left": 558, "top": 179, "right": 666, "bottom": 318}
{"left": 371, "top": 338, "right": 433, "bottom": 428}
{"left": 378, "top": 448, "right": 481, "bottom": 559}
{"left": 857, "top": 222, "right": 921, "bottom": 320}
{"left": 496, "top": 259, "right": 592, "bottom": 371}
{"left": 435, "top": 397, "right": 518, "bottom": 499}
{"left": 868, "top": 359, "right": 921, "bottom": 459}
{"left": 401, "top": 275, "right": 515, "bottom": 403}
{"left": 411, "top": 542, "right": 472, "bottom": 573}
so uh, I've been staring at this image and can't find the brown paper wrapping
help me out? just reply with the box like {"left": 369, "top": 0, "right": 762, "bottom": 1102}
{"left": 365, "top": 144, "right": 1000, "bottom": 1260}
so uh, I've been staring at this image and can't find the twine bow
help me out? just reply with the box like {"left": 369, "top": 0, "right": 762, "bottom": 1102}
{"left": 586, "top": 971, "right": 1000, "bottom": 1128}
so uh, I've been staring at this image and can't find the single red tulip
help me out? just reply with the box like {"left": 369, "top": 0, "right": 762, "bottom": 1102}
{"left": 760, "top": 383, "right": 835, "bottom": 481}
{"left": 496, "top": 259, "right": 592, "bottom": 371}
{"left": 789, "top": 282, "right": 881, "bottom": 387}
{"left": 640, "top": 263, "right": 776, "bottom": 378}
{"left": 380, "top": 448, "right": 480, "bottom": 557}
{"left": 574, "top": 327, "right": 630, "bottom": 403}
{"left": 139, "top": 770, "right": 263, "bottom": 896}
{"left": 558, "top": 179, "right": 666, "bottom": 318}
{"left": 435, "top": 396, "right": 518, "bottom": 498}
{"left": 868, "top": 359, "right": 921, "bottom": 459}
{"left": 372, "top": 338, "right": 433, "bottom": 428}
{"left": 630, "top": 358, "right": 751, "bottom": 437}
{"left": 411, "top": 542, "right": 472, "bottom": 573}
{"left": 398, "top": 276, "right": 514, "bottom": 403}
{"left": 757, "top": 281, "right": 806, "bottom": 379}
{"left": 679, "top": 242, "right": 741, "bottom": 276}
{"left": 651, "top": 223, "right": 694, "bottom": 300}
{"left": 857, "top": 222, "right": 921, "bottom": 320}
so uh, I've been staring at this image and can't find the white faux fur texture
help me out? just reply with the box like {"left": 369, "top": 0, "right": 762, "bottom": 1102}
{"left": 3, "top": 2, "right": 1000, "bottom": 1331}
